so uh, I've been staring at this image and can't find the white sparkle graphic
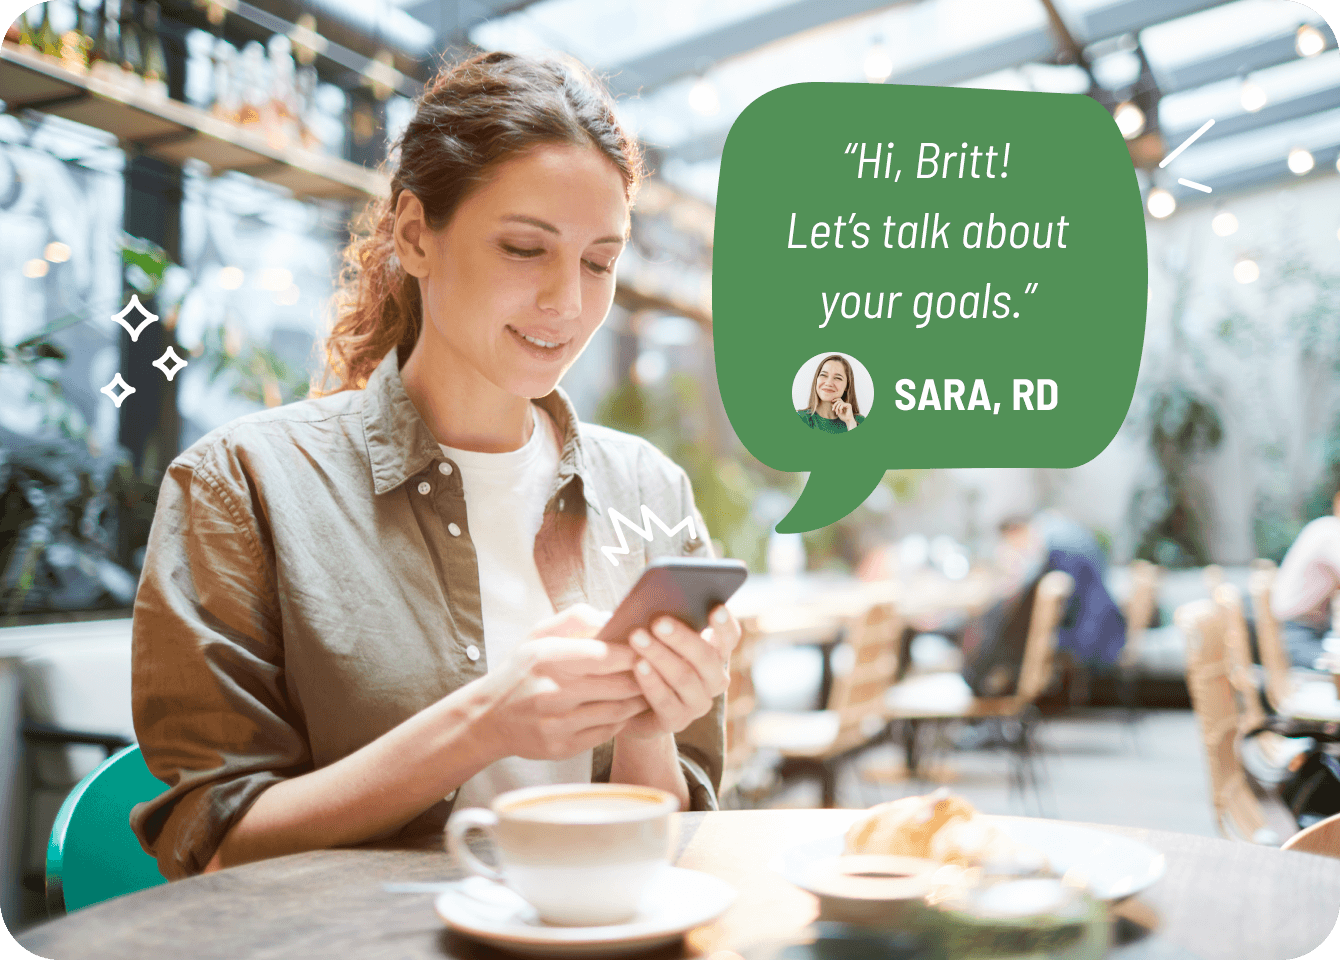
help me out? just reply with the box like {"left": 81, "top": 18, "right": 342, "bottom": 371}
{"left": 111, "top": 294, "right": 160, "bottom": 342}
{"left": 152, "top": 346, "right": 188, "bottom": 381}
{"left": 100, "top": 372, "right": 136, "bottom": 408}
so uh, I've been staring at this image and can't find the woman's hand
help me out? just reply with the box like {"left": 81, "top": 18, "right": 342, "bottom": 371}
{"left": 832, "top": 398, "right": 857, "bottom": 429}
{"left": 620, "top": 605, "right": 743, "bottom": 738}
{"left": 475, "top": 605, "right": 646, "bottom": 762}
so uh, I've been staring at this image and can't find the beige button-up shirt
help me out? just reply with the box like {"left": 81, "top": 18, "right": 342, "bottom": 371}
{"left": 130, "top": 349, "right": 723, "bottom": 879}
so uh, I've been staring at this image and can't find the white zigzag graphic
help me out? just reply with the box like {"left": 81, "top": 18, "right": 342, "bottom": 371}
{"left": 602, "top": 505, "right": 697, "bottom": 567}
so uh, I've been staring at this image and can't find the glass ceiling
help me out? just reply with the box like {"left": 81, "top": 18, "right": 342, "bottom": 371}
{"left": 462, "top": 0, "right": 1332, "bottom": 204}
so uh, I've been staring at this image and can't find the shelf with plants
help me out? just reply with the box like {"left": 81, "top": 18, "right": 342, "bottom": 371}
{"left": 0, "top": 39, "right": 388, "bottom": 200}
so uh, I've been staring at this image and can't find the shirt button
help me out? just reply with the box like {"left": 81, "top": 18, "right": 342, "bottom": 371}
{"left": 417, "top": 481, "right": 431, "bottom": 495}
{"left": 465, "top": 645, "right": 480, "bottom": 661}
{"left": 438, "top": 462, "right": 453, "bottom": 476}
{"left": 448, "top": 522, "right": 461, "bottom": 537}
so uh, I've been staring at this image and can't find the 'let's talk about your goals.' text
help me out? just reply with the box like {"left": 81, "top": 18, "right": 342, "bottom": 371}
{"left": 786, "top": 141, "right": 1072, "bottom": 330}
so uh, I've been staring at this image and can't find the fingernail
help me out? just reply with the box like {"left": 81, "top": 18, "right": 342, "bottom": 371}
{"left": 637, "top": 660, "right": 652, "bottom": 675}
{"left": 631, "top": 631, "right": 651, "bottom": 649}
{"left": 712, "top": 608, "right": 728, "bottom": 625}
{"left": 654, "top": 618, "right": 674, "bottom": 637}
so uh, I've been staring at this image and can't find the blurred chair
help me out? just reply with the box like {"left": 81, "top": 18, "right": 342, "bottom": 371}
{"left": 1216, "top": 583, "right": 1311, "bottom": 791}
{"left": 46, "top": 744, "right": 166, "bottom": 915}
{"left": 1178, "top": 598, "right": 1294, "bottom": 844}
{"left": 0, "top": 620, "right": 137, "bottom": 921}
{"left": 748, "top": 602, "right": 903, "bottom": 807}
{"left": 1250, "top": 567, "right": 1295, "bottom": 711}
{"left": 1215, "top": 583, "right": 1268, "bottom": 734}
{"left": 1248, "top": 568, "right": 1340, "bottom": 721}
{"left": 1282, "top": 811, "right": 1340, "bottom": 858}
{"left": 720, "top": 616, "right": 768, "bottom": 806}
{"left": 883, "top": 571, "right": 1074, "bottom": 812}
{"left": 1117, "top": 560, "right": 1162, "bottom": 715}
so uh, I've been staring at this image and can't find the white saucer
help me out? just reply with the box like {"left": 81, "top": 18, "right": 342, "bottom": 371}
{"left": 434, "top": 867, "right": 736, "bottom": 958}
{"left": 774, "top": 817, "right": 1165, "bottom": 903}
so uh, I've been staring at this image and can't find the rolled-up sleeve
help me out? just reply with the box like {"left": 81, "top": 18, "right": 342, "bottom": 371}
{"left": 130, "top": 451, "right": 309, "bottom": 879}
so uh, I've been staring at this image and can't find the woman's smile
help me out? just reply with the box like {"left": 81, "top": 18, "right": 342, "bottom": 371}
{"left": 506, "top": 324, "right": 569, "bottom": 360}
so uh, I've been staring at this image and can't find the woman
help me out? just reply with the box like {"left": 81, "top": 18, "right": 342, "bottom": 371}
{"left": 130, "top": 52, "right": 740, "bottom": 880}
{"left": 797, "top": 354, "right": 865, "bottom": 433}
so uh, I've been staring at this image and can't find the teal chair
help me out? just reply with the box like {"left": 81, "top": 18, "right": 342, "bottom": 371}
{"left": 45, "top": 744, "right": 169, "bottom": 915}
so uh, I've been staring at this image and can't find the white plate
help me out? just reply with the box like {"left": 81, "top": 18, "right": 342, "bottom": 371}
{"left": 434, "top": 867, "right": 736, "bottom": 958}
{"left": 773, "top": 817, "right": 1166, "bottom": 902}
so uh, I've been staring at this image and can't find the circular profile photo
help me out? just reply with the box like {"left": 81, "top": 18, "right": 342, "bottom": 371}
{"left": 792, "top": 352, "right": 874, "bottom": 434}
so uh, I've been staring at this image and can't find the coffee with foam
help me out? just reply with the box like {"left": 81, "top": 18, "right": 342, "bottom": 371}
{"left": 446, "top": 784, "right": 679, "bottom": 926}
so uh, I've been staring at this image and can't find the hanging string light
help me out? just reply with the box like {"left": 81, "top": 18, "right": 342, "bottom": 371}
{"left": 1296, "top": 24, "right": 1325, "bottom": 58}
{"left": 1114, "top": 101, "right": 1146, "bottom": 139}
{"left": 688, "top": 77, "right": 720, "bottom": 116}
{"left": 863, "top": 37, "right": 893, "bottom": 83}
{"left": 1239, "top": 77, "right": 1268, "bottom": 112}
{"left": 1147, "top": 188, "right": 1176, "bottom": 219}
{"left": 1287, "top": 147, "right": 1315, "bottom": 175}
{"left": 1211, "top": 211, "right": 1238, "bottom": 236}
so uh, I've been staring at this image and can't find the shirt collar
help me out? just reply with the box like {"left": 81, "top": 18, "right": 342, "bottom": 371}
{"left": 361, "top": 348, "right": 598, "bottom": 510}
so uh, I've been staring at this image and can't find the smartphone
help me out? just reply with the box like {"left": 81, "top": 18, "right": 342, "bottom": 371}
{"left": 596, "top": 557, "right": 749, "bottom": 642}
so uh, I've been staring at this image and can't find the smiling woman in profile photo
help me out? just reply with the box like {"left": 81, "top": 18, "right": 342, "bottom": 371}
{"left": 797, "top": 354, "right": 865, "bottom": 433}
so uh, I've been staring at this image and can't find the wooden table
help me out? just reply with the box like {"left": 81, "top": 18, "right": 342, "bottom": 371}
{"left": 19, "top": 809, "right": 1340, "bottom": 960}
{"left": 731, "top": 571, "right": 999, "bottom": 634}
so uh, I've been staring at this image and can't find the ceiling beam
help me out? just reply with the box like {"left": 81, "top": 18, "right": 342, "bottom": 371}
{"left": 605, "top": 0, "right": 917, "bottom": 97}
{"left": 660, "top": 26, "right": 1058, "bottom": 163}
{"left": 1163, "top": 83, "right": 1340, "bottom": 146}
{"left": 1154, "top": 30, "right": 1336, "bottom": 93}
{"left": 405, "top": 0, "right": 546, "bottom": 53}
{"left": 660, "top": 0, "right": 1315, "bottom": 172}
{"left": 1167, "top": 143, "right": 1340, "bottom": 203}
{"left": 1072, "top": 0, "right": 1230, "bottom": 43}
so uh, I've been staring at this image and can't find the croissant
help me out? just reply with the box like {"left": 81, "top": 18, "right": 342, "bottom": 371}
{"left": 844, "top": 792, "right": 976, "bottom": 859}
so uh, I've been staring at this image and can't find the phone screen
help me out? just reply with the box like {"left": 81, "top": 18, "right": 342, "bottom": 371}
{"left": 596, "top": 558, "right": 748, "bottom": 643}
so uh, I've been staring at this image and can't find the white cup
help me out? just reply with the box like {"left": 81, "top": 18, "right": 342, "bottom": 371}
{"left": 444, "top": 783, "right": 679, "bottom": 927}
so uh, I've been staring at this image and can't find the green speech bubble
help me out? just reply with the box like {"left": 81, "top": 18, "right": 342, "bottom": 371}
{"left": 713, "top": 83, "right": 1147, "bottom": 533}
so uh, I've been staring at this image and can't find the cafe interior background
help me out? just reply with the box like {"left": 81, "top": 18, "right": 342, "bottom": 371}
{"left": 0, "top": 0, "right": 1338, "bottom": 934}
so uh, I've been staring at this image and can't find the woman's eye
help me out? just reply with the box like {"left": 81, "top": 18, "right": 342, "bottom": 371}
{"left": 584, "top": 259, "right": 614, "bottom": 275}
{"left": 501, "top": 243, "right": 544, "bottom": 258}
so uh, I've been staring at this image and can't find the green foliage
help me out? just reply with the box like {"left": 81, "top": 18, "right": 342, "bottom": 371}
{"left": 119, "top": 232, "right": 172, "bottom": 296}
{"left": 0, "top": 311, "right": 88, "bottom": 439}
{"left": 198, "top": 324, "right": 311, "bottom": 409}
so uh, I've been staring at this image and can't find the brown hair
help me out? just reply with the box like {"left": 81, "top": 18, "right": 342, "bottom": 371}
{"left": 318, "top": 52, "right": 644, "bottom": 393}
{"left": 804, "top": 355, "right": 861, "bottom": 417}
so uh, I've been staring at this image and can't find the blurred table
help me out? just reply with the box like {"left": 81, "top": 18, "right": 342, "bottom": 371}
{"left": 19, "top": 809, "right": 1340, "bottom": 960}
{"left": 1280, "top": 684, "right": 1340, "bottom": 722}
{"left": 731, "top": 570, "right": 1000, "bottom": 638}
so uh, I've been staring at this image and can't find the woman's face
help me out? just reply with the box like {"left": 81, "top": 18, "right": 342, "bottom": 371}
{"left": 413, "top": 143, "right": 629, "bottom": 400}
{"left": 816, "top": 359, "right": 849, "bottom": 404}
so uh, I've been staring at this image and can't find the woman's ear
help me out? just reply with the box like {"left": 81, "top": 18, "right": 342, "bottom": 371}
{"left": 393, "top": 191, "right": 432, "bottom": 279}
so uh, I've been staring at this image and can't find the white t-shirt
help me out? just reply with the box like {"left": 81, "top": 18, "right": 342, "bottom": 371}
{"left": 1273, "top": 515, "right": 1340, "bottom": 629}
{"left": 443, "top": 405, "right": 594, "bottom": 810}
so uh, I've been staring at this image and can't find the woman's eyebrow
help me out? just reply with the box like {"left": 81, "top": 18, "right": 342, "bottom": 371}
{"left": 501, "top": 214, "right": 624, "bottom": 246}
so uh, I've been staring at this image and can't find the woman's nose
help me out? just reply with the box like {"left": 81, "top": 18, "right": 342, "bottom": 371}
{"left": 537, "top": 260, "right": 582, "bottom": 319}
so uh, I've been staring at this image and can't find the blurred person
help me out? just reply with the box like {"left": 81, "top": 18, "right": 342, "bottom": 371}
{"left": 1272, "top": 489, "right": 1340, "bottom": 669}
{"left": 130, "top": 52, "right": 740, "bottom": 880}
{"left": 962, "top": 513, "right": 1124, "bottom": 699}
{"left": 797, "top": 354, "right": 865, "bottom": 432}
